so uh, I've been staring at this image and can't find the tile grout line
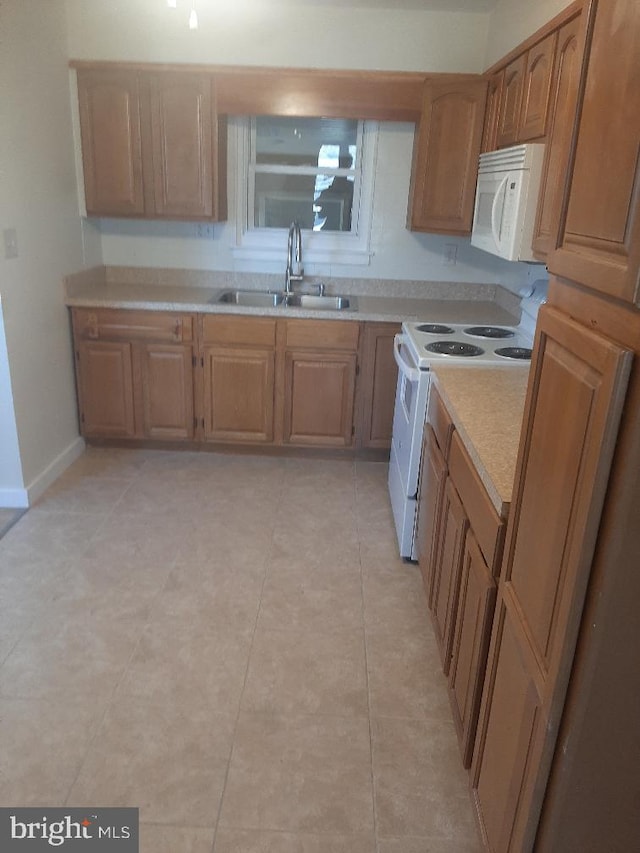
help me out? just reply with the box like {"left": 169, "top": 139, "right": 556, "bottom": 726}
{"left": 354, "top": 464, "right": 381, "bottom": 852}
{"left": 208, "top": 458, "right": 288, "bottom": 853}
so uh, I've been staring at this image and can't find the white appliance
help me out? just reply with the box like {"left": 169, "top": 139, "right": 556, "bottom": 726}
{"left": 388, "top": 286, "right": 546, "bottom": 561}
{"left": 471, "top": 143, "right": 545, "bottom": 261}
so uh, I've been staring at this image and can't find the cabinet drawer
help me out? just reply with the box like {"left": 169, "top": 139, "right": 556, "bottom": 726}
{"left": 284, "top": 319, "right": 360, "bottom": 351}
{"left": 449, "top": 432, "right": 504, "bottom": 571}
{"left": 73, "top": 308, "right": 192, "bottom": 343}
{"left": 427, "top": 385, "right": 454, "bottom": 457}
{"left": 201, "top": 315, "right": 277, "bottom": 347}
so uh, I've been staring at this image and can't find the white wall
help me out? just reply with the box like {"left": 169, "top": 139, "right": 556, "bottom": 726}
{"left": 0, "top": 300, "right": 25, "bottom": 505}
{"left": 65, "top": 0, "right": 489, "bottom": 73}
{"left": 0, "top": 0, "right": 100, "bottom": 503}
{"left": 484, "top": 0, "right": 573, "bottom": 68}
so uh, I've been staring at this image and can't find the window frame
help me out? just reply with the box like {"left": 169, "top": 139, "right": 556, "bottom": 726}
{"left": 231, "top": 116, "right": 378, "bottom": 266}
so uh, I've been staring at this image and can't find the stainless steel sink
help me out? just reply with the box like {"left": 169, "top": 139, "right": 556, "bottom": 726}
{"left": 214, "top": 290, "right": 285, "bottom": 307}
{"left": 284, "top": 293, "right": 356, "bottom": 311}
{"left": 214, "top": 289, "right": 356, "bottom": 311}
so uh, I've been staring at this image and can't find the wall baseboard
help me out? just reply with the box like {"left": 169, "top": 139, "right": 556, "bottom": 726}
{"left": 0, "top": 487, "right": 30, "bottom": 508}
{"left": 24, "top": 436, "right": 86, "bottom": 507}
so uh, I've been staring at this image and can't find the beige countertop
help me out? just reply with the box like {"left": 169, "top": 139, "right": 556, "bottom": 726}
{"left": 64, "top": 280, "right": 521, "bottom": 326}
{"left": 431, "top": 365, "right": 530, "bottom": 517}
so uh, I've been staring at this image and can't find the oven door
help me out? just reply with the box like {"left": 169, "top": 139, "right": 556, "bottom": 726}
{"left": 390, "top": 334, "right": 430, "bottom": 499}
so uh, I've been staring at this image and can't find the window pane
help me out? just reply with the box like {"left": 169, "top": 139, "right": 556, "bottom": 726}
{"left": 255, "top": 116, "right": 358, "bottom": 168}
{"left": 254, "top": 172, "right": 354, "bottom": 231}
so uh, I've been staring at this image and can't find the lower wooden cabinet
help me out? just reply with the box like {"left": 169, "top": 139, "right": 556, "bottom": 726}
{"left": 358, "top": 322, "right": 400, "bottom": 449}
{"left": 76, "top": 340, "right": 136, "bottom": 438}
{"left": 448, "top": 529, "right": 497, "bottom": 768}
{"left": 202, "top": 345, "right": 275, "bottom": 443}
{"left": 138, "top": 343, "right": 194, "bottom": 440}
{"left": 430, "top": 477, "right": 469, "bottom": 674}
{"left": 72, "top": 308, "right": 393, "bottom": 452}
{"left": 417, "top": 425, "right": 448, "bottom": 596}
{"left": 73, "top": 309, "right": 195, "bottom": 441}
{"left": 283, "top": 350, "right": 357, "bottom": 447}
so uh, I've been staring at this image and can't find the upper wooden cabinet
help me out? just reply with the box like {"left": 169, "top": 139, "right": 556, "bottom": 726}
{"left": 77, "top": 70, "right": 145, "bottom": 217}
{"left": 532, "top": 14, "right": 583, "bottom": 259}
{"left": 518, "top": 32, "right": 557, "bottom": 142}
{"left": 485, "top": 2, "right": 583, "bottom": 152}
{"left": 549, "top": 0, "right": 640, "bottom": 305}
{"left": 481, "top": 71, "right": 503, "bottom": 153}
{"left": 77, "top": 68, "right": 227, "bottom": 221}
{"left": 496, "top": 35, "right": 556, "bottom": 147}
{"left": 496, "top": 55, "right": 526, "bottom": 148}
{"left": 408, "top": 77, "right": 488, "bottom": 234}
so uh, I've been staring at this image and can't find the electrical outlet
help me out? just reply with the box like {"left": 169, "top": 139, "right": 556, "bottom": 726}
{"left": 443, "top": 243, "right": 457, "bottom": 265}
{"left": 196, "top": 223, "right": 214, "bottom": 239}
{"left": 3, "top": 227, "right": 18, "bottom": 259}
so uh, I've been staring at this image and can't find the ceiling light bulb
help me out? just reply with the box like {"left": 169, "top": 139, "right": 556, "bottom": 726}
{"left": 188, "top": 8, "right": 198, "bottom": 29}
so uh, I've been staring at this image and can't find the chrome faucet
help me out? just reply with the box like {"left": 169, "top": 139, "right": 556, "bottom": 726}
{"left": 285, "top": 221, "right": 304, "bottom": 294}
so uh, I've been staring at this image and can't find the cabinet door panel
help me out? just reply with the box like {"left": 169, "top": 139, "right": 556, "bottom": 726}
{"left": 430, "top": 477, "right": 469, "bottom": 674}
{"left": 77, "top": 70, "right": 144, "bottom": 216}
{"left": 481, "top": 71, "right": 504, "bottom": 153}
{"left": 472, "top": 306, "right": 632, "bottom": 853}
{"left": 283, "top": 351, "right": 356, "bottom": 447}
{"left": 549, "top": 0, "right": 640, "bottom": 303}
{"left": 138, "top": 344, "right": 194, "bottom": 440}
{"left": 472, "top": 604, "right": 543, "bottom": 853}
{"left": 359, "top": 322, "right": 399, "bottom": 449}
{"left": 497, "top": 54, "right": 526, "bottom": 148}
{"left": 518, "top": 32, "right": 557, "bottom": 141}
{"left": 203, "top": 346, "right": 275, "bottom": 443}
{"left": 417, "top": 427, "right": 447, "bottom": 599}
{"left": 532, "top": 15, "right": 583, "bottom": 258}
{"left": 506, "top": 307, "right": 632, "bottom": 682}
{"left": 449, "top": 530, "right": 497, "bottom": 768}
{"left": 149, "top": 73, "right": 213, "bottom": 218}
{"left": 76, "top": 341, "right": 136, "bottom": 438}
{"left": 409, "top": 79, "right": 488, "bottom": 233}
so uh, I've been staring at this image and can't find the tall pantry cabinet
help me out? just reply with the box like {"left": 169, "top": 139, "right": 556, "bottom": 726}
{"left": 470, "top": 1, "right": 640, "bottom": 851}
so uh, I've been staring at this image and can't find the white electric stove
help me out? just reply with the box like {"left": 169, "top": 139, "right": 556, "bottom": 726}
{"left": 388, "top": 284, "right": 546, "bottom": 561}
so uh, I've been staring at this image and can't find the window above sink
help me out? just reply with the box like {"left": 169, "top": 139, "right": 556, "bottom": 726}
{"left": 232, "top": 116, "right": 378, "bottom": 267}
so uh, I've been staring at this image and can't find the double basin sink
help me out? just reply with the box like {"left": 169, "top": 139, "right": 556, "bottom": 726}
{"left": 214, "top": 289, "right": 356, "bottom": 312}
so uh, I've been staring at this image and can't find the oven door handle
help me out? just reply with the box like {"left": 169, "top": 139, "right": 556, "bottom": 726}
{"left": 393, "top": 334, "right": 422, "bottom": 382}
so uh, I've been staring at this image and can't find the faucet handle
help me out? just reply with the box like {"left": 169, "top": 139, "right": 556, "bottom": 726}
{"left": 317, "top": 282, "right": 325, "bottom": 296}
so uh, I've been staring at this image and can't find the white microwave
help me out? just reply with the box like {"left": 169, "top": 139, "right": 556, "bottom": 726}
{"left": 471, "top": 143, "right": 545, "bottom": 262}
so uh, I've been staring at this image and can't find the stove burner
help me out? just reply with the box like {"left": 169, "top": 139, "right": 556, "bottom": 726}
{"left": 464, "top": 326, "right": 515, "bottom": 339}
{"left": 495, "top": 346, "right": 533, "bottom": 360}
{"left": 415, "top": 323, "right": 455, "bottom": 334}
{"left": 425, "top": 341, "right": 485, "bottom": 357}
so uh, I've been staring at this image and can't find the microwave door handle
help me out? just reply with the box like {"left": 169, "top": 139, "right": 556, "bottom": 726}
{"left": 491, "top": 174, "right": 509, "bottom": 250}
{"left": 393, "top": 334, "right": 421, "bottom": 382}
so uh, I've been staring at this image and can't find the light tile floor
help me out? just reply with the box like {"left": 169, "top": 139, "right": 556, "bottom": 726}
{"left": 0, "top": 447, "right": 483, "bottom": 853}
